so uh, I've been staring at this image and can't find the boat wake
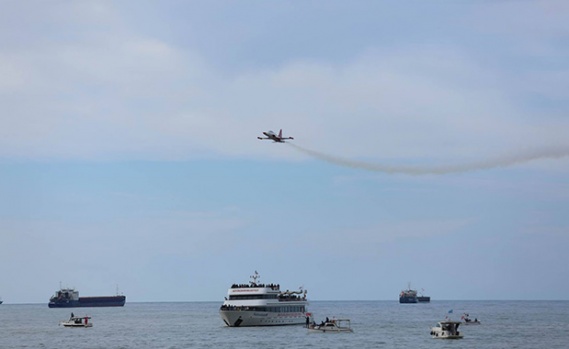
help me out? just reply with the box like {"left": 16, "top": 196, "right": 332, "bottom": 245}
{"left": 287, "top": 143, "right": 569, "bottom": 175}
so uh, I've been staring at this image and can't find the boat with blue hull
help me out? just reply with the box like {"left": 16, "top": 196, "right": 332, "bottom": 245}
{"left": 399, "top": 284, "right": 418, "bottom": 303}
{"left": 399, "top": 284, "right": 431, "bottom": 303}
{"left": 48, "top": 287, "right": 125, "bottom": 308}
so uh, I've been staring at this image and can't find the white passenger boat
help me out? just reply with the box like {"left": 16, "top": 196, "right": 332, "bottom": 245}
{"left": 60, "top": 315, "right": 93, "bottom": 328}
{"left": 430, "top": 320, "right": 463, "bottom": 339}
{"left": 308, "top": 319, "right": 353, "bottom": 333}
{"left": 219, "top": 271, "right": 308, "bottom": 327}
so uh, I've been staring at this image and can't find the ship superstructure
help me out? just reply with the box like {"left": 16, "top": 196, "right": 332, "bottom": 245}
{"left": 399, "top": 283, "right": 418, "bottom": 303}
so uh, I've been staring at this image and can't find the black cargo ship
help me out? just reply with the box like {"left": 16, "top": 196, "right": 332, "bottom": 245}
{"left": 48, "top": 287, "right": 126, "bottom": 308}
{"left": 399, "top": 283, "right": 431, "bottom": 303}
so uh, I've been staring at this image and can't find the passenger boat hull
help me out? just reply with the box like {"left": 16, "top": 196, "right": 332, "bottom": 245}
{"left": 61, "top": 322, "right": 93, "bottom": 328}
{"left": 432, "top": 334, "right": 463, "bottom": 339}
{"left": 308, "top": 328, "right": 352, "bottom": 333}
{"left": 220, "top": 309, "right": 306, "bottom": 327}
{"left": 431, "top": 327, "right": 463, "bottom": 339}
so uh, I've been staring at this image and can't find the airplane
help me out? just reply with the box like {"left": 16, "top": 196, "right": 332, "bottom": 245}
{"left": 257, "top": 129, "right": 294, "bottom": 143}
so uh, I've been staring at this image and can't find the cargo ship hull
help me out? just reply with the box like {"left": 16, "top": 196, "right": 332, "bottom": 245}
{"left": 399, "top": 295, "right": 418, "bottom": 303}
{"left": 49, "top": 296, "right": 126, "bottom": 308}
{"left": 48, "top": 287, "right": 126, "bottom": 308}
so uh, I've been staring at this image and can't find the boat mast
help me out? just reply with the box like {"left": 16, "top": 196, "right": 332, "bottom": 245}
{"left": 250, "top": 271, "right": 260, "bottom": 286}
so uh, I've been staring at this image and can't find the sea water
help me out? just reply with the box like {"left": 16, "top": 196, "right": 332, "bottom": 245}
{"left": 1, "top": 301, "right": 568, "bottom": 349}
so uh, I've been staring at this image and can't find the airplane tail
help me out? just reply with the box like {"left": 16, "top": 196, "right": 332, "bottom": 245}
{"left": 278, "top": 129, "right": 283, "bottom": 138}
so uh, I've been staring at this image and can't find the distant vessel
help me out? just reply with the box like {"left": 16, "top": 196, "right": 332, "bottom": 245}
{"left": 399, "top": 284, "right": 430, "bottom": 303}
{"left": 430, "top": 320, "right": 463, "bottom": 339}
{"left": 0, "top": 297, "right": 3, "bottom": 305}
{"left": 308, "top": 319, "right": 353, "bottom": 333}
{"left": 461, "top": 313, "right": 481, "bottom": 325}
{"left": 60, "top": 315, "right": 93, "bottom": 328}
{"left": 219, "top": 271, "right": 309, "bottom": 327}
{"left": 399, "top": 284, "right": 418, "bottom": 303}
{"left": 48, "top": 287, "right": 125, "bottom": 308}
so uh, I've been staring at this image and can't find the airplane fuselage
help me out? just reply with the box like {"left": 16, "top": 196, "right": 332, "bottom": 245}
{"left": 263, "top": 131, "right": 283, "bottom": 142}
{"left": 258, "top": 129, "right": 293, "bottom": 143}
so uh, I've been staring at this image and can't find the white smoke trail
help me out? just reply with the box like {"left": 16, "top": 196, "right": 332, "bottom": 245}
{"left": 287, "top": 143, "right": 569, "bottom": 175}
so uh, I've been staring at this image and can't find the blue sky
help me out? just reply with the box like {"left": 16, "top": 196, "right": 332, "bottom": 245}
{"left": 1, "top": 1, "right": 568, "bottom": 303}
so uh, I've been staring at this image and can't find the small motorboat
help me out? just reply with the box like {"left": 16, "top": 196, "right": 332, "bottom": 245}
{"left": 308, "top": 319, "right": 353, "bottom": 333}
{"left": 461, "top": 313, "right": 481, "bottom": 325}
{"left": 430, "top": 320, "right": 463, "bottom": 339}
{"left": 60, "top": 316, "right": 93, "bottom": 328}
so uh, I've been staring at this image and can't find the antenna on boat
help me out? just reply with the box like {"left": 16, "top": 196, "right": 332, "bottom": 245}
{"left": 250, "top": 271, "right": 260, "bottom": 286}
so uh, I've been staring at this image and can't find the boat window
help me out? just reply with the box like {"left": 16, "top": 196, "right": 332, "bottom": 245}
{"left": 228, "top": 294, "right": 278, "bottom": 300}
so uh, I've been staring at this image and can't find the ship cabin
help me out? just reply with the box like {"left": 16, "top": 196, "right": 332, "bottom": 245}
{"left": 52, "top": 288, "right": 79, "bottom": 302}
{"left": 226, "top": 284, "right": 306, "bottom": 302}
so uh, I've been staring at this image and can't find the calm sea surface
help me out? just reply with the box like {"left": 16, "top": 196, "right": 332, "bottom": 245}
{"left": 1, "top": 301, "right": 568, "bottom": 348}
